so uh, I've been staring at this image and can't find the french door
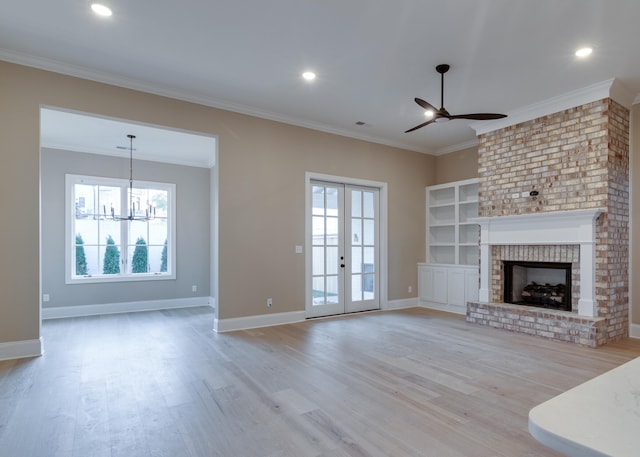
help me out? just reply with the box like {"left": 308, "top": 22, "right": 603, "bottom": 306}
{"left": 307, "top": 180, "right": 380, "bottom": 317}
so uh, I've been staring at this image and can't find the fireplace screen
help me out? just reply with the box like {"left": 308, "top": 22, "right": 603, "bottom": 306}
{"left": 503, "top": 261, "right": 571, "bottom": 311}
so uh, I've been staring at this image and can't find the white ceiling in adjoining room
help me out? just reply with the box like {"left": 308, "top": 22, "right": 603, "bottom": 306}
{"left": 40, "top": 108, "right": 216, "bottom": 168}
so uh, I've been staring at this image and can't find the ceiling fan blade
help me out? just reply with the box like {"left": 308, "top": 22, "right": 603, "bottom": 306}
{"left": 449, "top": 113, "right": 507, "bottom": 120}
{"left": 404, "top": 118, "right": 436, "bottom": 133}
{"left": 406, "top": 64, "right": 507, "bottom": 133}
{"left": 414, "top": 97, "right": 438, "bottom": 112}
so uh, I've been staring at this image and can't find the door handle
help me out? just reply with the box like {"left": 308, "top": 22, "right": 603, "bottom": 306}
{"left": 340, "top": 255, "right": 345, "bottom": 268}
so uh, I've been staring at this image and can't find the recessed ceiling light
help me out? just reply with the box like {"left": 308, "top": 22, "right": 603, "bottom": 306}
{"left": 575, "top": 47, "right": 593, "bottom": 58}
{"left": 91, "top": 3, "right": 113, "bottom": 17}
{"left": 424, "top": 110, "right": 434, "bottom": 118}
{"left": 302, "top": 71, "right": 316, "bottom": 81}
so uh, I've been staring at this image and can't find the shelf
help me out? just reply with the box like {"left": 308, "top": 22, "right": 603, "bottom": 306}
{"left": 426, "top": 178, "right": 479, "bottom": 266}
{"left": 429, "top": 202, "right": 456, "bottom": 209}
{"left": 459, "top": 224, "right": 479, "bottom": 244}
{"left": 429, "top": 246, "right": 455, "bottom": 264}
{"left": 459, "top": 245, "right": 479, "bottom": 265}
{"left": 429, "top": 226, "right": 454, "bottom": 245}
{"left": 429, "top": 187, "right": 455, "bottom": 206}
{"left": 459, "top": 182, "right": 479, "bottom": 203}
{"left": 429, "top": 205, "right": 455, "bottom": 225}
{"left": 459, "top": 202, "right": 479, "bottom": 223}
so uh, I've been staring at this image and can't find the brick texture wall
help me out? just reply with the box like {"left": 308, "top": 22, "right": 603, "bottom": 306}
{"left": 471, "top": 99, "right": 629, "bottom": 346}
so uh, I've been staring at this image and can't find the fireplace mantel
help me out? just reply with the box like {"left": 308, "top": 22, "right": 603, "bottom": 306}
{"left": 472, "top": 209, "right": 604, "bottom": 317}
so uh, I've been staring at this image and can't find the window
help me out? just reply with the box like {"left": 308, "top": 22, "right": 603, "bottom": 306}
{"left": 66, "top": 174, "right": 176, "bottom": 283}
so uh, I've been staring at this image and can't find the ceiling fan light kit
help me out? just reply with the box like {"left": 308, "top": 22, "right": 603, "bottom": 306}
{"left": 405, "top": 64, "right": 507, "bottom": 133}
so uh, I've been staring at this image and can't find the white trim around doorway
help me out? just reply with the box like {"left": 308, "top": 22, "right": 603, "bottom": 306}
{"left": 304, "top": 172, "right": 389, "bottom": 316}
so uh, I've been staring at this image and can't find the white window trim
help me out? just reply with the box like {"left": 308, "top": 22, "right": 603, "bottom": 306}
{"left": 65, "top": 174, "right": 177, "bottom": 284}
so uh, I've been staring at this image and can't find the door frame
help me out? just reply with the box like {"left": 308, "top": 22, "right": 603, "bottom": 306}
{"left": 305, "top": 172, "right": 388, "bottom": 317}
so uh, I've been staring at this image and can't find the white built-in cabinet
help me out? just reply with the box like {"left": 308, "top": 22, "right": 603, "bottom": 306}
{"left": 419, "top": 178, "right": 480, "bottom": 314}
{"left": 418, "top": 264, "right": 479, "bottom": 314}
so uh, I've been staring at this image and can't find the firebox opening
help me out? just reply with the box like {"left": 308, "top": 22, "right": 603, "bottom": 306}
{"left": 503, "top": 261, "right": 572, "bottom": 311}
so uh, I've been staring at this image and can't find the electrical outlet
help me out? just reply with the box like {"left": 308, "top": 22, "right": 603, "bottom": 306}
{"left": 43, "top": 294, "right": 50, "bottom": 302}
{"left": 408, "top": 286, "right": 412, "bottom": 294}
{"left": 192, "top": 285, "right": 197, "bottom": 293}
{"left": 267, "top": 298, "right": 273, "bottom": 307}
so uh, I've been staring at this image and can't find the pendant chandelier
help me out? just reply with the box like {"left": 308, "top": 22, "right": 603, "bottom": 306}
{"left": 104, "top": 134, "right": 156, "bottom": 221}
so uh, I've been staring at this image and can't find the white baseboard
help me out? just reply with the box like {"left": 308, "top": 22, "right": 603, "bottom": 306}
{"left": 42, "top": 297, "right": 212, "bottom": 320}
{"left": 630, "top": 323, "right": 640, "bottom": 339}
{"left": 215, "top": 310, "right": 306, "bottom": 333}
{"left": 0, "top": 338, "right": 43, "bottom": 361}
{"left": 382, "top": 297, "right": 419, "bottom": 311}
{"left": 417, "top": 300, "right": 467, "bottom": 315}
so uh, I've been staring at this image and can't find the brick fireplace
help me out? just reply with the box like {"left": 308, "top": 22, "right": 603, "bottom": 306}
{"left": 465, "top": 89, "right": 630, "bottom": 347}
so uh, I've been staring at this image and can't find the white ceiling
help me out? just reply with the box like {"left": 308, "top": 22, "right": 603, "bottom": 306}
{"left": 40, "top": 108, "right": 217, "bottom": 168}
{"left": 3, "top": 1, "right": 640, "bottom": 156}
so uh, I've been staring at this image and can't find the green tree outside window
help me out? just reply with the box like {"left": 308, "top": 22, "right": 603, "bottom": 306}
{"left": 160, "top": 239, "right": 168, "bottom": 272}
{"left": 103, "top": 235, "right": 121, "bottom": 274}
{"left": 75, "top": 234, "right": 88, "bottom": 275}
{"left": 132, "top": 237, "right": 148, "bottom": 273}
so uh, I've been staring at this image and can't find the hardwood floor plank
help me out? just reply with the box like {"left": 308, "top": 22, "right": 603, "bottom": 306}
{"left": 1, "top": 306, "right": 639, "bottom": 457}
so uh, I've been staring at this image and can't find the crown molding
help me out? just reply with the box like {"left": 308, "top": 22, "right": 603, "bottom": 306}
{"left": 0, "top": 49, "right": 433, "bottom": 155}
{"left": 609, "top": 78, "right": 636, "bottom": 109}
{"left": 432, "top": 139, "right": 478, "bottom": 156}
{"left": 471, "top": 78, "right": 637, "bottom": 136}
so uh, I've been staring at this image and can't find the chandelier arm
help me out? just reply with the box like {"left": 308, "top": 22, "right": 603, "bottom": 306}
{"left": 101, "top": 134, "right": 155, "bottom": 222}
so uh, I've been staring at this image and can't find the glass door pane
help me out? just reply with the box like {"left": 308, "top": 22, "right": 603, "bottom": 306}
{"left": 345, "top": 186, "right": 379, "bottom": 313}
{"left": 309, "top": 183, "right": 344, "bottom": 316}
{"left": 307, "top": 181, "right": 380, "bottom": 317}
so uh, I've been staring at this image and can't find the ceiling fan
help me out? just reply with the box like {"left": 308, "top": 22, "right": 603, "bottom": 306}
{"left": 405, "top": 64, "right": 507, "bottom": 133}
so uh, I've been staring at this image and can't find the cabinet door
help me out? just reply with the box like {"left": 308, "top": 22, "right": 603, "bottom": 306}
{"left": 465, "top": 269, "right": 480, "bottom": 302}
{"left": 419, "top": 267, "right": 431, "bottom": 301}
{"left": 433, "top": 269, "right": 448, "bottom": 303}
{"left": 447, "top": 269, "right": 466, "bottom": 306}
{"left": 420, "top": 267, "right": 447, "bottom": 303}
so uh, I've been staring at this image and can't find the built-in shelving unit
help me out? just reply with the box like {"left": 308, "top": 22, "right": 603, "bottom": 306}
{"left": 426, "top": 178, "right": 479, "bottom": 266}
{"left": 420, "top": 178, "right": 480, "bottom": 315}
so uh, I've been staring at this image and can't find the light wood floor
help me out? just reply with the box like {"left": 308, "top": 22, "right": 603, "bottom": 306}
{"left": 1, "top": 307, "right": 639, "bottom": 457}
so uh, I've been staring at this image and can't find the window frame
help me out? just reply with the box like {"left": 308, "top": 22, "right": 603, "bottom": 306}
{"left": 65, "top": 174, "right": 176, "bottom": 284}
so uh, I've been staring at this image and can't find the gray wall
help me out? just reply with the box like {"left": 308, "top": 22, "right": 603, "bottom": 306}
{"left": 41, "top": 148, "right": 211, "bottom": 308}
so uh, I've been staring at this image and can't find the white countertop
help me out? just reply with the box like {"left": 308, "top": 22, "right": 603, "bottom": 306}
{"left": 529, "top": 357, "right": 640, "bottom": 457}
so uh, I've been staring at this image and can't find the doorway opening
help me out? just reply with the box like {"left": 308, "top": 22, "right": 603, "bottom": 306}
{"left": 39, "top": 107, "right": 218, "bottom": 325}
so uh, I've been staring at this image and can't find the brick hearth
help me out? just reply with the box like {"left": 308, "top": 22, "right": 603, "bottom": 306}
{"left": 467, "top": 302, "right": 607, "bottom": 347}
